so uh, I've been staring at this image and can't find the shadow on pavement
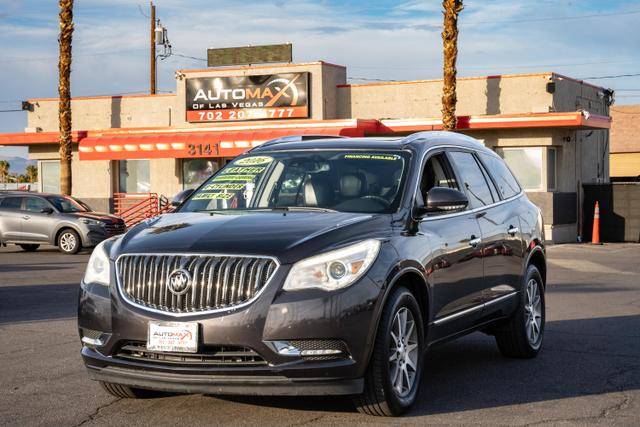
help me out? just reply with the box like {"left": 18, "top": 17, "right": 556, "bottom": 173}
{"left": 217, "top": 315, "right": 640, "bottom": 416}
{"left": 0, "top": 283, "right": 78, "bottom": 324}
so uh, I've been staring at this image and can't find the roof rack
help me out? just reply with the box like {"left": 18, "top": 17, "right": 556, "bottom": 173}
{"left": 400, "top": 131, "right": 482, "bottom": 146}
{"left": 251, "top": 134, "right": 348, "bottom": 151}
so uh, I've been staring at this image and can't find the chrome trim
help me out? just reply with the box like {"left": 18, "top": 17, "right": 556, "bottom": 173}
{"left": 433, "top": 291, "right": 518, "bottom": 325}
{"left": 433, "top": 304, "right": 484, "bottom": 325}
{"left": 410, "top": 144, "right": 525, "bottom": 223}
{"left": 81, "top": 336, "right": 106, "bottom": 346}
{"left": 508, "top": 226, "right": 520, "bottom": 236}
{"left": 483, "top": 291, "right": 518, "bottom": 307}
{"left": 469, "top": 237, "right": 482, "bottom": 247}
{"left": 115, "top": 253, "right": 280, "bottom": 318}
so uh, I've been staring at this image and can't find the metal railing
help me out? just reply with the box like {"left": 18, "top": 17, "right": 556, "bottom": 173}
{"left": 113, "top": 193, "right": 173, "bottom": 227}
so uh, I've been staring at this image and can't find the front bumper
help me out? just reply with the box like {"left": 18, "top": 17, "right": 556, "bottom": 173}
{"left": 77, "top": 246, "right": 395, "bottom": 395}
{"left": 83, "top": 347, "right": 363, "bottom": 396}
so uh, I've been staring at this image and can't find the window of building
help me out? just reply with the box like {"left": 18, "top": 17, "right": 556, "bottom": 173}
{"left": 118, "top": 160, "right": 150, "bottom": 193}
{"left": 494, "top": 147, "right": 557, "bottom": 191}
{"left": 183, "top": 159, "right": 220, "bottom": 190}
{"left": 478, "top": 152, "right": 521, "bottom": 199}
{"left": 448, "top": 151, "right": 496, "bottom": 208}
{"left": 40, "top": 161, "right": 60, "bottom": 194}
{"left": 24, "top": 197, "right": 50, "bottom": 213}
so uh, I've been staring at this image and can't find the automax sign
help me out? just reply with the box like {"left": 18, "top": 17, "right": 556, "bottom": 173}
{"left": 185, "top": 73, "right": 309, "bottom": 122}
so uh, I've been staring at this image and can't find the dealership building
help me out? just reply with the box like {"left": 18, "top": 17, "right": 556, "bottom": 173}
{"left": 0, "top": 61, "right": 612, "bottom": 242}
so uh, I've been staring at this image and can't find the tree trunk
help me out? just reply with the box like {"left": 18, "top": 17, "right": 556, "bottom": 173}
{"left": 441, "top": 0, "right": 463, "bottom": 131}
{"left": 58, "top": 0, "right": 74, "bottom": 195}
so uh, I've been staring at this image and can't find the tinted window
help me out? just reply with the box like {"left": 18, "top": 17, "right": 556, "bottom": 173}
{"left": 0, "top": 197, "right": 22, "bottom": 210}
{"left": 47, "top": 196, "right": 90, "bottom": 213}
{"left": 25, "top": 197, "right": 50, "bottom": 213}
{"left": 180, "top": 151, "right": 409, "bottom": 214}
{"left": 449, "top": 151, "right": 495, "bottom": 208}
{"left": 419, "top": 153, "right": 458, "bottom": 201}
{"left": 478, "top": 152, "right": 521, "bottom": 198}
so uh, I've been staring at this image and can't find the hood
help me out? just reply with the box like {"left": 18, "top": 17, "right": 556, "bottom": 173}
{"left": 112, "top": 211, "right": 390, "bottom": 263}
{"left": 67, "top": 211, "right": 122, "bottom": 222}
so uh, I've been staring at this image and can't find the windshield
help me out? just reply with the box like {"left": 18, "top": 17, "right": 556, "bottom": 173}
{"left": 47, "top": 196, "right": 91, "bottom": 213}
{"left": 180, "top": 150, "right": 409, "bottom": 214}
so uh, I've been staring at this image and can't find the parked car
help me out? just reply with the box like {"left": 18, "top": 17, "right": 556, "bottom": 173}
{"left": 78, "top": 132, "right": 546, "bottom": 416}
{"left": 0, "top": 192, "right": 126, "bottom": 254}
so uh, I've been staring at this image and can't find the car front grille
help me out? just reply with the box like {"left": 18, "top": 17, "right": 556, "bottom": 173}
{"left": 115, "top": 341, "right": 267, "bottom": 367}
{"left": 104, "top": 221, "right": 126, "bottom": 236}
{"left": 116, "top": 254, "right": 278, "bottom": 314}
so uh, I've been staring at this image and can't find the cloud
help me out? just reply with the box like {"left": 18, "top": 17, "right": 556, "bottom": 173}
{"left": 0, "top": 0, "right": 639, "bottom": 134}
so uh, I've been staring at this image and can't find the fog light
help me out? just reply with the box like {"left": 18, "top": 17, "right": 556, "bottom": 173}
{"left": 81, "top": 328, "right": 108, "bottom": 347}
{"left": 271, "top": 341, "right": 301, "bottom": 356}
{"left": 300, "top": 349, "right": 342, "bottom": 356}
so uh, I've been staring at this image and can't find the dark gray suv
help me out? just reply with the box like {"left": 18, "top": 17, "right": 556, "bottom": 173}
{"left": 0, "top": 192, "right": 125, "bottom": 254}
{"left": 79, "top": 132, "right": 546, "bottom": 416}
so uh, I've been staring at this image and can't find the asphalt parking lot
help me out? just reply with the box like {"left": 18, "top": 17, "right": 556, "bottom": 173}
{"left": 1, "top": 243, "right": 639, "bottom": 426}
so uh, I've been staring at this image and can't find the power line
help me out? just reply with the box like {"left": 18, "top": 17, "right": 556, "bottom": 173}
{"left": 581, "top": 72, "right": 640, "bottom": 80}
{"left": 171, "top": 52, "right": 207, "bottom": 62}
{"left": 0, "top": 109, "right": 23, "bottom": 113}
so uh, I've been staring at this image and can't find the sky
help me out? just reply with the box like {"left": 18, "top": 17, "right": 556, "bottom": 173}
{"left": 1, "top": 0, "right": 639, "bottom": 157}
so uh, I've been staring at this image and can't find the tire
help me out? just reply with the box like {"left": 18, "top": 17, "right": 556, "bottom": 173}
{"left": 19, "top": 244, "right": 40, "bottom": 252}
{"left": 99, "top": 382, "right": 161, "bottom": 399}
{"left": 57, "top": 229, "right": 81, "bottom": 254}
{"left": 353, "top": 287, "right": 424, "bottom": 416}
{"left": 495, "top": 265, "right": 545, "bottom": 358}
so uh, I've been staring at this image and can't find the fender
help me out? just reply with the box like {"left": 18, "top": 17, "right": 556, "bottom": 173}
{"left": 52, "top": 222, "right": 84, "bottom": 246}
{"left": 361, "top": 259, "right": 431, "bottom": 370}
{"left": 522, "top": 241, "right": 546, "bottom": 284}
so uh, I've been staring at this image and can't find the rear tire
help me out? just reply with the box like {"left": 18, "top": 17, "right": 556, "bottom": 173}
{"left": 353, "top": 287, "right": 424, "bottom": 416}
{"left": 99, "top": 382, "right": 161, "bottom": 399}
{"left": 57, "top": 229, "right": 81, "bottom": 254}
{"left": 495, "top": 265, "right": 545, "bottom": 358}
{"left": 19, "top": 244, "right": 40, "bottom": 252}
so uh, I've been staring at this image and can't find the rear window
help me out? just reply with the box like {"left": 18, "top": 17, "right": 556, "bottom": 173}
{"left": 0, "top": 197, "right": 22, "bottom": 210}
{"left": 478, "top": 152, "right": 521, "bottom": 199}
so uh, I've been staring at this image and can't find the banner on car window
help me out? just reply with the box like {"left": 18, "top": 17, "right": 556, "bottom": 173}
{"left": 185, "top": 73, "right": 309, "bottom": 123}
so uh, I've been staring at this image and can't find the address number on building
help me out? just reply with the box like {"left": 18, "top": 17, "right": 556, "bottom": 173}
{"left": 187, "top": 143, "right": 219, "bottom": 157}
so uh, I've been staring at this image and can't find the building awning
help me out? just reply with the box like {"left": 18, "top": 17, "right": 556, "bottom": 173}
{"left": 77, "top": 119, "right": 378, "bottom": 160}
{"left": 0, "top": 112, "right": 610, "bottom": 161}
{"left": 379, "top": 111, "right": 611, "bottom": 133}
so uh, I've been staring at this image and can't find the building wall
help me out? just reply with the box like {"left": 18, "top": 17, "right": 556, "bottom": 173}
{"left": 609, "top": 104, "right": 640, "bottom": 179}
{"left": 336, "top": 73, "right": 554, "bottom": 119}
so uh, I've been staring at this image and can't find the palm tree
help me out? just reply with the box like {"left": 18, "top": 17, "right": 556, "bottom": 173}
{"left": 58, "top": 0, "right": 74, "bottom": 195}
{"left": 441, "top": 0, "right": 463, "bottom": 131}
{"left": 26, "top": 165, "right": 38, "bottom": 183}
{"left": 0, "top": 160, "right": 9, "bottom": 183}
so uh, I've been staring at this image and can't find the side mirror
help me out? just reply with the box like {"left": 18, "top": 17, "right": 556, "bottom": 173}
{"left": 416, "top": 187, "right": 469, "bottom": 217}
{"left": 41, "top": 207, "right": 54, "bottom": 214}
{"left": 171, "top": 188, "right": 195, "bottom": 207}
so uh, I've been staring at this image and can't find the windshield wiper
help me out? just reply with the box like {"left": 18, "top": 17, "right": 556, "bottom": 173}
{"left": 272, "top": 206, "right": 338, "bottom": 213}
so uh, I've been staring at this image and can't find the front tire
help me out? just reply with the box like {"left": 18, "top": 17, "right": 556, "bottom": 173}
{"left": 19, "top": 244, "right": 40, "bottom": 252}
{"left": 353, "top": 287, "right": 424, "bottom": 416}
{"left": 495, "top": 265, "right": 545, "bottom": 358}
{"left": 57, "top": 229, "right": 81, "bottom": 254}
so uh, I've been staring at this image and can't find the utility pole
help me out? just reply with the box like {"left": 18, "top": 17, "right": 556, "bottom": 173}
{"left": 150, "top": 1, "right": 156, "bottom": 94}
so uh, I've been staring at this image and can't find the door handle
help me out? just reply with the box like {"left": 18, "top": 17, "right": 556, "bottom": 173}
{"left": 507, "top": 226, "right": 519, "bottom": 236}
{"left": 469, "top": 235, "right": 481, "bottom": 247}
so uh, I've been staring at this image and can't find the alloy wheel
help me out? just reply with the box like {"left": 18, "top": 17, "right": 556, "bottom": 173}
{"left": 60, "top": 232, "right": 77, "bottom": 252}
{"left": 388, "top": 307, "right": 419, "bottom": 397}
{"left": 524, "top": 278, "right": 543, "bottom": 346}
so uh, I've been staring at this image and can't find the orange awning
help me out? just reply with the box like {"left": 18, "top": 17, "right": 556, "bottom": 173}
{"left": 78, "top": 120, "right": 378, "bottom": 160}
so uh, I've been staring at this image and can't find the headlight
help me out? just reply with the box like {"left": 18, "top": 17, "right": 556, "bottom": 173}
{"left": 283, "top": 239, "right": 381, "bottom": 291}
{"left": 82, "top": 218, "right": 104, "bottom": 227}
{"left": 83, "top": 240, "right": 111, "bottom": 286}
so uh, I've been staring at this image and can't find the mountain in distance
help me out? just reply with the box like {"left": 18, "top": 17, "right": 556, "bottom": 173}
{"left": 0, "top": 155, "right": 36, "bottom": 175}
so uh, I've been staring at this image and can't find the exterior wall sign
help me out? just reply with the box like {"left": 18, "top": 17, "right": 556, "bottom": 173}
{"left": 186, "top": 73, "right": 309, "bottom": 123}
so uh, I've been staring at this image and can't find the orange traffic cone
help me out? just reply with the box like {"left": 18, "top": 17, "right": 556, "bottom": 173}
{"left": 591, "top": 201, "right": 602, "bottom": 245}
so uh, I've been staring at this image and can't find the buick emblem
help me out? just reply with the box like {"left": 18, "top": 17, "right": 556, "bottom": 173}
{"left": 167, "top": 269, "right": 191, "bottom": 296}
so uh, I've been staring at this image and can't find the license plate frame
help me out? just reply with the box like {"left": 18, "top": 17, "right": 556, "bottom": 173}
{"left": 147, "top": 321, "right": 199, "bottom": 353}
